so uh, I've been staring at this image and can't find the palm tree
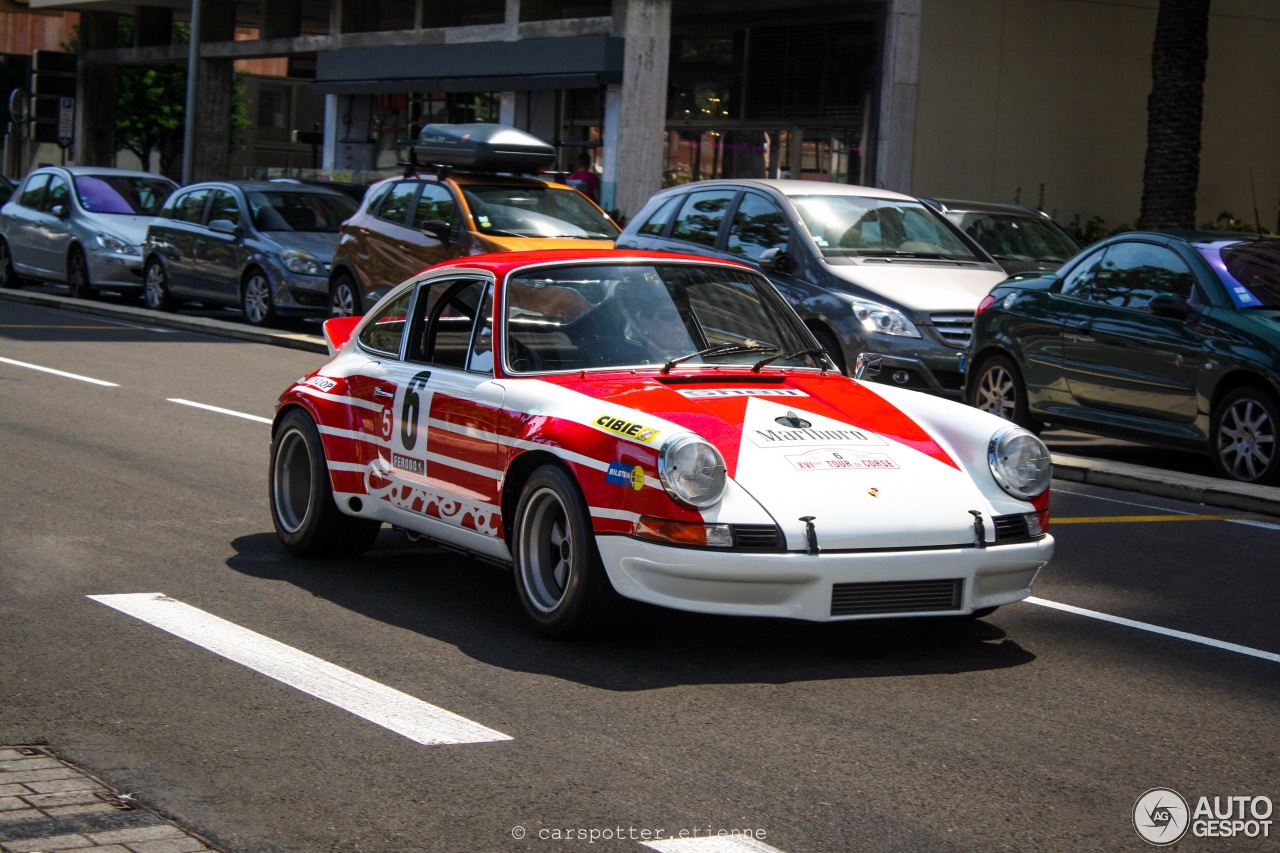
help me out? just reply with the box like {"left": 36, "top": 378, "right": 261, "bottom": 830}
{"left": 1138, "top": 0, "right": 1211, "bottom": 230}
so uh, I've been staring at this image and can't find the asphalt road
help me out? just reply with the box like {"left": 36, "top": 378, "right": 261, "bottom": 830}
{"left": 2, "top": 299, "right": 1278, "bottom": 853}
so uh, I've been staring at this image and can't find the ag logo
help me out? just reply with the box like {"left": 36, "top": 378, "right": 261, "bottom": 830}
{"left": 1133, "top": 788, "right": 1189, "bottom": 846}
{"left": 774, "top": 410, "right": 812, "bottom": 429}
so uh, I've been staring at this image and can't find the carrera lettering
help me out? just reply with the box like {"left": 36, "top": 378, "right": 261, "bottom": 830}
{"left": 595, "top": 414, "right": 660, "bottom": 443}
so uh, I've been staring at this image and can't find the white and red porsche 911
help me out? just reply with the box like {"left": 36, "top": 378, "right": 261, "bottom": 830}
{"left": 269, "top": 249, "right": 1054, "bottom": 636}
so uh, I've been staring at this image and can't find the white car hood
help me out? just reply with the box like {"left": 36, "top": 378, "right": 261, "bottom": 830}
{"left": 824, "top": 261, "right": 1008, "bottom": 313}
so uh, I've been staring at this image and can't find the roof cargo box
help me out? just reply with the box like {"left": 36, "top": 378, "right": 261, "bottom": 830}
{"left": 413, "top": 123, "right": 556, "bottom": 173}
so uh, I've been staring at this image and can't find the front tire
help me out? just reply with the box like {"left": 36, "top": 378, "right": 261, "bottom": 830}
{"left": 330, "top": 272, "right": 363, "bottom": 317}
{"left": 1211, "top": 386, "right": 1280, "bottom": 484}
{"left": 969, "top": 354, "right": 1041, "bottom": 433}
{"left": 242, "top": 268, "right": 277, "bottom": 326}
{"left": 270, "top": 408, "right": 381, "bottom": 557}
{"left": 512, "top": 465, "right": 618, "bottom": 638}
{"left": 143, "top": 260, "right": 176, "bottom": 311}
{"left": 68, "top": 246, "right": 94, "bottom": 300}
{"left": 0, "top": 239, "right": 23, "bottom": 290}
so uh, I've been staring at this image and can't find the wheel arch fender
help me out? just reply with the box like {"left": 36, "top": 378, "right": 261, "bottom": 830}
{"left": 500, "top": 449, "right": 581, "bottom": 544}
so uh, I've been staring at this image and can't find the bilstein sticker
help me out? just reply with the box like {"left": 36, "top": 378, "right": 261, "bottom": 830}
{"left": 595, "top": 414, "right": 660, "bottom": 443}
{"left": 785, "top": 448, "right": 899, "bottom": 471}
{"left": 605, "top": 461, "right": 646, "bottom": 490}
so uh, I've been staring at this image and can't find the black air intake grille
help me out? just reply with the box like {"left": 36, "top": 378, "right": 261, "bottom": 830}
{"left": 731, "top": 525, "right": 783, "bottom": 550}
{"left": 992, "top": 513, "right": 1032, "bottom": 542}
{"left": 831, "top": 579, "right": 962, "bottom": 616}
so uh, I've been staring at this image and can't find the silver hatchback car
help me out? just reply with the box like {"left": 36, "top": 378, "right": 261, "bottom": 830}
{"left": 0, "top": 166, "right": 177, "bottom": 298}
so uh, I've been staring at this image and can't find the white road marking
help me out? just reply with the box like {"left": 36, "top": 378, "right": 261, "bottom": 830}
{"left": 1053, "top": 486, "right": 1280, "bottom": 531}
{"left": 167, "top": 398, "right": 272, "bottom": 424}
{"left": 1027, "top": 597, "right": 1280, "bottom": 664}
{"left": 89, "top": 593, "right": 513, "bottom": 746}
{"left": 0, "top": 356, "right": 118, "bottom": 386}
{"left": 643, "top": 837, "right": 786, "bottom": 853}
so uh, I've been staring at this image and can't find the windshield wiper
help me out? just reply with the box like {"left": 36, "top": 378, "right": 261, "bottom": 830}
{"left": 662, "top": 342, "right": 777, "bottom": 374}
{"left": 751, "top": 347, "right": 831, "bottom": 372}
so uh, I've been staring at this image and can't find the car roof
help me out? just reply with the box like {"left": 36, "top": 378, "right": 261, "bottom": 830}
{"left": 411, "top": 248, "right": 754, "bottom": 279}
{"left": 368, "top": 171, "right": 566, "bottom": 190}
{"left": 656, "top": 178, "right": 918, "bottom": 203}
{"left": 31, "top": 165, "right": 176, "bottom": 182}
{"left": 174, "top": 180, "right": 348, "bottom": 195}
{"left": 926, "top": 198, "right": 1049, "bottom": 217}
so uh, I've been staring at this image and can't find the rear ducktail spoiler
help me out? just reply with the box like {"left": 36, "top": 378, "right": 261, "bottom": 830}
{"left": 322, "top": 315, "right": 361, "bottom": 355}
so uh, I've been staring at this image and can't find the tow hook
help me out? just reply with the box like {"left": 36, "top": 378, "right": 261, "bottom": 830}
{"left": 969, "top": 510, "right": 987, "bottom": 549}
{"left": 799, "top": 516, "right": 820, "bottom": 555}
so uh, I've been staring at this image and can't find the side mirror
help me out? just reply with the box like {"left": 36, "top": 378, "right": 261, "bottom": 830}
{"left": 421, "top": 219, "right": 452, "bottom": 244}
{"left": 208, "top": 219, "right": 241, "bottom": 237}
{"left": 758, "top": 247, "right": 791, "bottom": 273}
{"left": 51, "top": 204, "right": 69, "bottom": 219}
{"left": 1148, "top": 292, "right": 1193, "bottom": 320}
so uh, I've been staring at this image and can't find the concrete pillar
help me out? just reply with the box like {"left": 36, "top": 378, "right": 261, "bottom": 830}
{"left": 499, "top": 92, "right": 517, "bottom": 127}
{"left": 875, "top": 0, "right": 920, "bottom": 193}
{"left": 191, "top": 0, "right": 236, "bottom": 181}
{"left": 77, "top": 10, "right": 119, "bottom": 167}
{"left": 601, "top": 83, "right": 620, "bottom": 211}
{"left": 611, "top": 0, "right": 670, "bottom": 219}
{"left": 322, "top": 93, "right": 339, "bottom": 172}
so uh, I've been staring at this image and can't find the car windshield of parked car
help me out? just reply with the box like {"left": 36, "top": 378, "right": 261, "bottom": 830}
{"left": 790, "top": 195, "right": 978, "bottom": 261}
{"left": 1199, "top": 239, "right": 1280, "bottom": 309}
{"left": 247, "top": 190, "right": 357, "bottom": 233}
{"left": 461, "top": 184, "right": 619, "bottom": 240}
{"left": 74, "top": 175, "right": 174, "bottom": 215}
{"left": 950, "top": 213, "right": 1077, "bottom": 264}
{"left": 504, "top": 263, "right": 820, "bottom": 373}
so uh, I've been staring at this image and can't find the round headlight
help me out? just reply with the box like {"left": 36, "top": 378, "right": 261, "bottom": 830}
{"left": 988, "top": 427, "right": 1052, "bottom": 500}
{"left": 658, "top": 434, "right": 727, "bottom": 509}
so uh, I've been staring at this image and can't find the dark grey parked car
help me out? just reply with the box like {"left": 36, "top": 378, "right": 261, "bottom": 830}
{"left": 142, "top": 181, "right": 357, "bottom": 326}
{"left": 923, "top": 198, "right": 1081, "bottom": 275}
{"left": 616, "top": 179, "right": 1008, "bottom": 398}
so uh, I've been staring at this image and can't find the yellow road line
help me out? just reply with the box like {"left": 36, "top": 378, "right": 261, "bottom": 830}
{"left": 1053, "top": 514, "right": 1257, "bottom": 524}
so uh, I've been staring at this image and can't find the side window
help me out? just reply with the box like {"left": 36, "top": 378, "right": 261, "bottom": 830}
{"left": 637, "top": 196, "right": 679, "bottom": 236}
{"left": 208, "top": 190, "right": 242, "bottom": 226}
{"left": 1059, "top": 248, "right": 1108, "bottom": 300}
{"left": 174, "top": 189, "right": 211, "bottom": 224}
{"left": 358, "top": 289, "right": 414, "bottom": 357}
{"left": 726, "top": 193, "right": 790, "bottom": 261}
{"left": 1086, "top": 242, "right": 1195, "bottom": 311}
{"left": 376, "top": 182, "right": 418, "bottom": 226}
{"left": 411, "top": 183, "right": 456, "bottom": 229}
{"left": 42, "top": 176, "right": 70, "bottom": 213}
{"left": 406, "top": 279, "right": 489, "bottom": 371}
{"left": 17, "top": 174, "right": 50, "bottom": 208}
{"left": 671, "top": 189, "right": 736, "bottom": 247}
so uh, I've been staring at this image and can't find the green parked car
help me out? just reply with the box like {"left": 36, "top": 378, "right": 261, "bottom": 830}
{"left": 966, "top": 231, "right": 1280, "bottom": 484}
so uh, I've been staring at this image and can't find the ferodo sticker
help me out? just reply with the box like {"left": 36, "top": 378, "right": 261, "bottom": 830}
{"left": 605, "top": 461, "right": 646, "bottom": 490}
{"left": 595, "top": 414, "right": 660, "bottom": 443}
{"left": 304, "top": 376, "right": 338, "bottom": 392}
{"left": 785, "top": 448, "right": 899, "bottom": 471}
{"left": 676, "top": 388, "right": 809, "bottom": 399}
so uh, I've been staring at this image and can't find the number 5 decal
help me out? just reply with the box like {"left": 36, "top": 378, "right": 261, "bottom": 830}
{"left": 399, "top": 370, "right": 433, "bottom": 450}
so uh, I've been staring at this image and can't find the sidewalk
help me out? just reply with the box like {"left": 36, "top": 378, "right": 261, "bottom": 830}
{"left": 3, "top": 287, "right": 1280, "bottom": 518}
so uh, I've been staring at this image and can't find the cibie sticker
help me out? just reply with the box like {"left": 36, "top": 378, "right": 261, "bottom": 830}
{"left": 594, "top": 414, "right": 660, "bottom": 444}
{"left": 605, "top": 461, "right": 646, "bottom": 491}
{"left": 304, "top": 376, "right": 338, "bottom": 392}
{"left": 785, "top": 448, "right": 899, "bottom": 471}
{"left": 676, "top": 388, "right": 809, "bottom": 399}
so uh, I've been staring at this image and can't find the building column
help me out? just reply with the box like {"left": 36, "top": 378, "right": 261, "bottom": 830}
{"left": 191, "top": 0, "right": 235, "bottom": 181}
{"left": 611, "top": 0, "right": 670, "bottom": 219}
{"left": 77, "top": 10, "right": 119, "bottom": 167}
{"left": 601, "top": 84, "right": 621, "bottom": 211}
{"left": 875, "top": 0, "right": 921, "bottom": 193}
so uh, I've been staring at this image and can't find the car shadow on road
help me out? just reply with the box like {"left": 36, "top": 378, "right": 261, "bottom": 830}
{"left": 227, "top": 531, "right": 1037, "bottom": 690}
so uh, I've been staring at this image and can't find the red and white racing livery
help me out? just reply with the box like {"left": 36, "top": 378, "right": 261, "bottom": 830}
{"left": 270, "top": 250, "right": 1053, "bottom": 636}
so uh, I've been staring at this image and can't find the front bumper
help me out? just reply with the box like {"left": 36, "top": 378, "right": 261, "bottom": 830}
{"left": 87, "top": 250, "right": 144, "bottom": 291}
{"left": 597, "top": 535, "right": 1053, "bottom": 621}
{"left": 273, "top": 272, "right": 331, "bottom": 316}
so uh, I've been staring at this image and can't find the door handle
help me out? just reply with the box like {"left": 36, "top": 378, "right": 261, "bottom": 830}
{"left": 1072, "top": 322, "right": 1092, "bottom": 336}
{"left": 373, "top": 387, "right": 395, "bottom": 399}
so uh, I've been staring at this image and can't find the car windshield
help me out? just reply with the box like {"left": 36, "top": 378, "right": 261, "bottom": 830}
{"left": 503, "top": 263, "right": 822, "bottom": 373}
{"left": 462, "top": 184, "right": 619, "bottom": 240}
{"left": 949, "top": 212, "right": 1077, "bottom": 263}
{"left": 246, "top": 190, "right": 357, "bottom": 233}
{"left": 789, "top": 195, "right": 978, "bottom": 260}
{"left": 73, "top": 175, "right": 174, "bottom": 215}
{"left": 1199, "top": 239, "right": 1280, "bottom": 309}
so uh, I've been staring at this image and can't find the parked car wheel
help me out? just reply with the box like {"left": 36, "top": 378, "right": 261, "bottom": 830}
{"left": 330, "top": 272, "right": 363, "bottom": 317}
{"left": 241, "top": 268, "right": 277, "bottom": 327}
{"left": 143, "top": 260, "right": 176, "bottom": 312}
{"left": 1211, "top": 386, "right": 1280, "bottom": 484}
{"left": 512, "top": 465, "right": 618, "bottom": 638}
{"left": 67, "top": 246, "right": 94, "bottom": 300}
{"left": 0, "top": 239, "right": 22, "bottom": 290}
{"left": 969, "top": 354, "right": 1041, "bottom": 433}
{"left": 270, "top": 408, "right": 381, "bottom": 557}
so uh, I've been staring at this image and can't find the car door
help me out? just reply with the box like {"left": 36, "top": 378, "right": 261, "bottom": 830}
{"left": 198, "top": 188, "right": 246, "bottom": 304}
{"left": 364, "top": 181, "right": 431, "bottom": 293}
{"left": 1060, "top": 240, "right": 1204, "bottom": 424}
{"left": 651, "top": 187, "right": 739, "bottom": 257}
{"left": 163, "top": 188, "right": 213, "bottom": 295}
{"left": 14, "top": 173, "right": 75, "bottom": 279}
{"left": 3, "top": 173, "right": 53, "bottom": 276}
{"left": 382, "top": 276, "right": 505, "bottom": 558}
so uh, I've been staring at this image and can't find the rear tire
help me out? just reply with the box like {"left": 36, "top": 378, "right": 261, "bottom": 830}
{"left": 68, "top": 246, "right": 94, "bottom": 300}
{"left": 330, "top": 272, "right": 363, "bottom": 317}
{"left": 1211, "top": 386, "right": 1280, "bottom": 484}
{"left": 270, "top": 408, "right": 381, "bottom": 557}
{"left": 0, "top": 239, "right": 22, "bottom": 290}
{"left": 969, "top": 354, "right": 1041, "bottom": 433}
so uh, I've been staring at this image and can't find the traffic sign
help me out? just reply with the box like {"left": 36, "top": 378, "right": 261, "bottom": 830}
{"left": 57, "top": 97, "right": 74, "bottom": 148}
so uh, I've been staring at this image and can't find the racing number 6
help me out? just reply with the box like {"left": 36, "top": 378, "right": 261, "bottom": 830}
{"left": 399, "top": 370, "right": 433, "bottom": 450}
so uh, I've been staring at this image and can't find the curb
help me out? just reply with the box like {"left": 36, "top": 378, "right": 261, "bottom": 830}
{"left": 5, "top": 288, "right": 1280, "bottom": 518}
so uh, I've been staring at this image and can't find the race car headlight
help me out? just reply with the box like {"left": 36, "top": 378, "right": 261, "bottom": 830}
{"left": 282, "top": 249, "right": 326, "bottom": 277}
{"left": 988, "top": 426, "right": 1052, "bottom": 500}
{"left": 658, "top": 434, "right": 727, "bottom": 509}
{"left": 839, "top": 294, "right": 921, "bottom": 338}
{"left": 95, "top": 231, "right": 139, "bottom": 255}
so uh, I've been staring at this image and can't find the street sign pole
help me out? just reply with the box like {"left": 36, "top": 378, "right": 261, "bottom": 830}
{"left": 57, "top": 97, "right": 74, "bottom": 165}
